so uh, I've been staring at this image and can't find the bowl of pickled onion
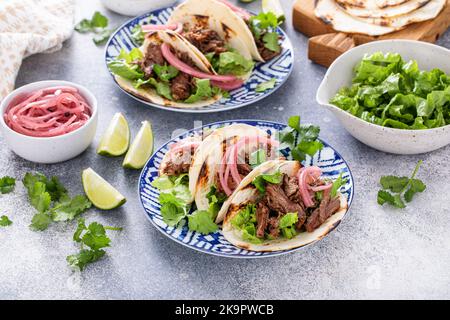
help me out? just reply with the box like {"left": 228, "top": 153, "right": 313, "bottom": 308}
{"left": 0, "top": 80, "right": 98, "bottom": 163}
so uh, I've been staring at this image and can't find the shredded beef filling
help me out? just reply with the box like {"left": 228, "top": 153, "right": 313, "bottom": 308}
{"left": 162, "top": 145, "right": 196, "bottom": 176}
{"left": 182, "top": 27, "right": 227, "bottom": 55}
{"left": 171, "top": 73, "right": 192, "bottom": 101}
{"left": 252, "top": 174, "right": 340, "bottom": 239}
{"left": 136, "top": 44, "right": 196, "bottom": 101}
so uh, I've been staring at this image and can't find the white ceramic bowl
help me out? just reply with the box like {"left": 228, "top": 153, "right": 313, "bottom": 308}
{"left": 0, "top": 80, "right": 98, "bottom": 164}
{"left": 316, "top": 40, "right": 450, "bottom": 155}
{"left": 100, "top": 0, "right": 175, "bottom": 16}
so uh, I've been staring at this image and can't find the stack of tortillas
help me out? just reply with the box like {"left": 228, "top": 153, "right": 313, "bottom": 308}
{"left": 314, "top": 0, "right": 446, "bottom": 36}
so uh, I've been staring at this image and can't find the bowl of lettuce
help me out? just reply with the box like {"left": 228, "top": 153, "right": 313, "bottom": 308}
{"left": 316, "top": 40, "right": 450, "bottom": 154}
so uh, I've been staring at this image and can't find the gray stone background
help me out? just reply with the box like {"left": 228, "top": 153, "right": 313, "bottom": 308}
{"left": 0, "top": 0, "right": 449, "bottom": 299}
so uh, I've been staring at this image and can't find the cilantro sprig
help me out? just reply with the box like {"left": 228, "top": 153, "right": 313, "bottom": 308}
{"left": 23, "top": 172, "right": 91, "bottom": 231}
{"left": 278, "top": 115, "right": 324, "bottom": 162}
{"left": 0, "top": 176, "right": 15, "bottom": 194}
{"left": 377, "top": 160, "right": 426, "bottom": 208}
{"left": 0, "top": 215, "right": 12, "bottom": 227}
{"left": 74, "top": 11, "right": 113, "bottom": 45}
{"left": 67, "top": 218, "right": 122, "bottom": 271}
{"left": 248, "top": 12, "right": 281, "bottom": 53}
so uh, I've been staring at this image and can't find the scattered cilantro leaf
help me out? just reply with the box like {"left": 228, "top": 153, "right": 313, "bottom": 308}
{"left": 67, "top": 249, "right": 106, "bottom": 271}
{"left": 131, "top": 24, "right": 145, "bottom": 45}
{"left": 188, "top": 210, "right": 218, "bottom": 234}
{"left": 51, "top": 195, "right": 92, "bottom": 222}
{"left": 74, "top": 11, "right": 113, "bottom": 46}
{"left": 0, "top": 176, "right": 15, "bottom": 194}
{"left": 377, "top": 160, "right": 425, "bottom": 208}
{"left": 30, "top": 212, "right": 52, "bottom": 231}
{"left": 0, "top": 215, "right": 12, "bottom": 227}
{"left": 255, "top": 78, "right": 276, "bottom": 93}
{"left": 67, "top": 219, "right": 122, "bottom": 271}
{"left": 92, "top": 28, "right": 113, "bottom": 45}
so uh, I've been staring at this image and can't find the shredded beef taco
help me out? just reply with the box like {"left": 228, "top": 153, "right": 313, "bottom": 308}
{"left": 108, "top": 30, "right": 244, "bottom": 108}
{"left": 167, "top": 0, "right": 282, "bottom": 63}
{"left": 220, "top": 160, "right": 348, "bottom": 252}
{"left": 187, "top": 124, "right": 281, "bottom": 214}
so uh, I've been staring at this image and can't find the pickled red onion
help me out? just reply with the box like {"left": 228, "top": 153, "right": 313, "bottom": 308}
{"left": 310, "top": 183, "right": 332, "bottom": 192}
{"left": 4, "top": 86, "right": 91, "bottom": 138}
{"left": 211, "top": 79, "right": 244, "bottom": 91}
{"left": 297, "top": 166, "right": 322, "bottom": 207}
{"left": 217, "top": 0, "right": 251, "bottom": 20}
{"left": 219, "top": 136, "right": 279, "bottom": 196}
{"left": 160, "top": 43, "right": 240, "bottom": 83}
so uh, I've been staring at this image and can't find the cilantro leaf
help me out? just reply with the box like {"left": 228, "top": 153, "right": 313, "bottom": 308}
{"left": 50, "top": 195, "right": 92, "bottom": 222}
{"left": 0, "top": 176, "right": 15, "bottom": 194}
{"left": 330, "top": 173, "right": 348, "bottom": 198}
{"left": 279, "top": 116, "right": 324, "bottom": 162}
{"left": 0, "top": 215, "right": 12, "bottom": 227}
{"left": 262, "top": 32, "right": 280, "bottom": 53}
{"left": 377, "top": 190, "right": 405, "bottom": 208}
{"left": 404, "top": 179, "right": 426, "bottom": 202}
{"left": 92, "top": 28, "right": 113, "bottom": 45}
{"left": 67, "top": 219, "right": 122, "bottom": 271}
{"left": 380, "top": 175, "right": 410, "bottom": 193}
{"left": 67, "top": 249, "right": 106, "bottom": 271}
{"left": 30, "top": 212, "right": 52, "bottom": 231}
{"left": 153, "top": 64, "right": 179, "bottom": 82}
{"left": 74, "top": 19, "right": 92, "bottom": 33}
{"left": 188, "top": 210, "right": 218, "bottom": 234}
{"left": 252, "top": 171, "right": 282, "bottom": 193}
{"left": 377, "top": 160, "right": 425, "bottom": 208}
{"left": 255, "top": 78, "right": 276, "bottom": 93}
{"left": 90, "top": 11, "right": 108, "bottom": 29}
{"left": 29, "top": 182, "right": 51, "bottom": 213}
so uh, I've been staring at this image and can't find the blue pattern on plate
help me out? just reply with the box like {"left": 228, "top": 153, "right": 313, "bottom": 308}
{"left": 138, "top": 120, "right": 355, "bottom": 258}
{"left": 105, "top": 6, "right": 294, "bottom": 113}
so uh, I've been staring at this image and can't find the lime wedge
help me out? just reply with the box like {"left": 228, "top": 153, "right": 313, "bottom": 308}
{"left": 82, "top": 168, "right": 126, "bottom": 210}
{"left": 262, "top": 0, "right": 285, "bottom": 23}
{"left": 97, "top": 113, "right": 130, "bottom": 156}
{"left": 123, "top": 121, "right": 154, "bottom": 169}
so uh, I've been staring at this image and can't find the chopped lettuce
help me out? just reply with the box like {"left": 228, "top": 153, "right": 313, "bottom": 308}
{"left": 184, "top": 78, "right": 214, "bottom": 103}
{"left": 231, "top": 204, "right": 262, "bottom": 244}
{"left": 279, "top": 212, "right": 298, "bottom": 239}
{"left": 152, "top": 174, "right": 218, "bottom": 234}
{"left": 330, "top": 173, "right": 348, "bottom": 198}
{"left": 217, "top": 51, "right": 254, "bottom": 76}
{"left": 330, "top": 52, "right": 450, "bottom": 129}
{"left": 153, "top": 64, "right": 179, "bottom": 82}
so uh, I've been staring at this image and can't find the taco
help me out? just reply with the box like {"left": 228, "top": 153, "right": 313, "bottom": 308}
{"left": 187, "top": 124, "right": 282, "bottom": 214}
{"left": 167, "top": 0, "right": 283, "bottom": 63}
{"left": 108, "top": 30, "right": 244, "bottom": 108}
{"left": 220, "top": 160, "right": 348, "bottom": 252}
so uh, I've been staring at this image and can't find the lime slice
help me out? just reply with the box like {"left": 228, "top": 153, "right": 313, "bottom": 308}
{"left": 97, "top": 113, "right": 130, "bottom": 156}
{"left": 123, "top": 121, "right": 154, "bottom": 169}
{"left": 262, "top": 0, "right": 285, "bottom": 23}
{"left": 82, "top": 168, "right": 126, "bottom": 210}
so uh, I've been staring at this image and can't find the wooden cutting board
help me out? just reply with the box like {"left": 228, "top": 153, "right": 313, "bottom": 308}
{"left": 292, "top": 0, "right": 450, "bottom": 67}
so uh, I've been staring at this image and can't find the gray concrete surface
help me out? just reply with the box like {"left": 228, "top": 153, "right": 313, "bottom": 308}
{"left": 1, "top": 0, "right": 449, "bottom": 300}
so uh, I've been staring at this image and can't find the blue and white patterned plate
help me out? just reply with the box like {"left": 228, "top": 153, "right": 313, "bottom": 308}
{"left": 105, "top": 5, "right": 294, "bottom": 113}
{"left": 138, "top": 120, "right": 355, "bottom": 258}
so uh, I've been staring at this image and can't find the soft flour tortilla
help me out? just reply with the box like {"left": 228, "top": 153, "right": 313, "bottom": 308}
{"left": 221, "top": 160, "right": 348, "bottom": 252}
{"left": 114, "top": 31, "right": 221, "bottom": 108}
{"left": 315, "top": 0, "right": 397, "bottom": 35}
{"left": 315, "top": 0, "right": 445, "bottom": 35}
{"left": 188, "top": 123, "right": 271, "bottom": 210}
{"left": 336, "top": 0, "right": 431, "bottom": 18}
{"left": 169, "top": 0, "right": 265, "bottom": 62}
{"left": 336, "top": 0, "right": 411, "bottom": 8}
